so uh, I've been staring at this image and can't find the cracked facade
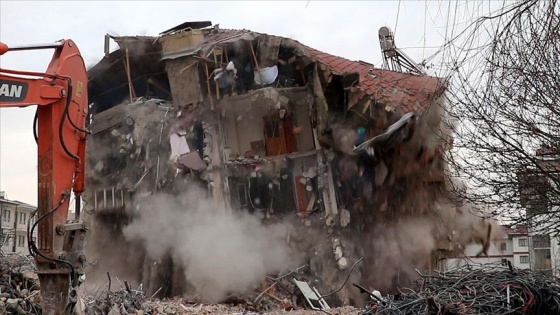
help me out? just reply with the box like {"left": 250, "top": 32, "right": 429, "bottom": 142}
{"left": 83, "top": 22, "right": 494, "bottom": 305}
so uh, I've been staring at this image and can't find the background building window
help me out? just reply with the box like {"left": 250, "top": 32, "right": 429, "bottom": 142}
{"left": 518, "top": 238, "right": 528, "bottom": 247}
{"left": 520, "top": 255, "right": 529, "bottom": 264}
{"left": 17, "top": 235, "right": 25, "bottom": 247}
{"left": 2, "top": 209, "right": 10, "bottom": 222}
{"left": 500, "top": 242, "right": 507, "bottom": 251}
{"left": 18, "top": 212, "right": 26, "bottom": 224}
{"left": 533, "top": 235, "right": 551, "bottom": 248}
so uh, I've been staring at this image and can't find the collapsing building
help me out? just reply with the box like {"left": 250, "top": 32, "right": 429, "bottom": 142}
{"left": 83, "top": 21, "right": 497, "bottom": 305}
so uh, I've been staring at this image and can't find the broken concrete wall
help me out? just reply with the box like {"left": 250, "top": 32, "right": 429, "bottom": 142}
{"left": 86, "top": 98, "right": 175, "bottom": 194}
{"left": 84, "top": 97, "right": 189, "bottom": 297}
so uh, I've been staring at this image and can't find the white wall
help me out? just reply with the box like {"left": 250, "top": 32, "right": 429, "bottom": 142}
{"left": 445, "top": 237, "right": 513, "bottom": 270}
{"left": 512, "top": 235, "right": 529, "bottom": 253}
{"left": 552, "top": 235, "right": 560, "bottom": 277}
{"left": 0, "top": 202, "right": 36, "bottom": 254}
{"left": 511, "top": 235, "right": 530, "bottom": 269}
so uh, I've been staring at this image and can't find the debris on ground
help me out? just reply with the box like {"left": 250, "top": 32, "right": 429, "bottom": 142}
{"left": 2, "top": 252, "right": 560, "bottom": 315}
{"left": 0, "top": 252, "right": 41, "bottom": 314}
{"left": 83, "top": 288, "right": 360, "bottom": 315}
{"left": 364, "top": 263, "right": 560, "bottom": 315}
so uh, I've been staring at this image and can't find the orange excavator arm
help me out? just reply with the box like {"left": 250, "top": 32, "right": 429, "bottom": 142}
{"left": 0, "top": 40, "right": 88, "bottom": 314}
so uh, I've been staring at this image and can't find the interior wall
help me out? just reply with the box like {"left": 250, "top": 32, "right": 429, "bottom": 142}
{"left": 220, "top": 88, "right": 315, "bottom": 158}
{"left": 287, "top": 92, "right": 315, "bottom": 152}
{"left": 223, "top": 113, "right": 240, "bottom": 158}
{"left": 235, "top": 106, "right": 269, "bottom": 157}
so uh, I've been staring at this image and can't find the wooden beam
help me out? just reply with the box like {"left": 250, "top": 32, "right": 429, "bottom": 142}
{"left": 123, "top": 48, "right": 136, "bottom": 102}
{"left": 203, "top": 62, "right": 215, "bottom": 111}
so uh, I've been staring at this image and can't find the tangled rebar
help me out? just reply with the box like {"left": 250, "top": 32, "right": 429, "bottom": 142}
{"left": 363, "top": 263, "right": 560, "bottom": 315}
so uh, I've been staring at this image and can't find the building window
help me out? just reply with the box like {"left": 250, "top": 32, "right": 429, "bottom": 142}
{"left": 500, "top": 242, "right": 507, "bottom": 251}
{"left": 17, "top": 235, "right": 25, "bottom": 247}
{"left": 2, "top": 209, "right": 10, "bottom": 222}
{"left": 518, "top": 238, "right": 528, "bottom": 247}
{"left": 2, "top": 210, "right": 9, "bottom": 222}
{"left": 18, "top": 212, "right": 26, "bottom": 224}
{"left": 520, "top": 255, "right": 529, "bottom": 264}
{"left": 533, "top": 235, "right": 551, "bottom": 248}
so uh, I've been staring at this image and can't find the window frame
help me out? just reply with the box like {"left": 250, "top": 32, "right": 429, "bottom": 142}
{"left": 518, "top": 238, "right": 528, "bottom": 247}
{"left": 520, "top": 255, "right": 530, "bottom": 264}
{"left": 2, "top": 209, "right": 10, "bottom": 222}
{"left": 17, "top": 235, "right": 25, "bottom": 247}
{"left": 18, "top": 212, "right": 27, "bottom": 224}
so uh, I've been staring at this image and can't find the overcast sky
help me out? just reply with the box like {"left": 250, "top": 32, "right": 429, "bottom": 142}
{"left": 0, "top": 0, "right": 499, "bottom": 205}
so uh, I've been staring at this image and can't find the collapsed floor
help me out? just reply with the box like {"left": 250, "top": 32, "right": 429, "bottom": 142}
{"left": 81, "top": 22, "right": 505, "bottom": 307}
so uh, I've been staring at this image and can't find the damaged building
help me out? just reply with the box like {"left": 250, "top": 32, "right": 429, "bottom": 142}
{"left": 83, "top": 21, "right": 495, "bottom": 306}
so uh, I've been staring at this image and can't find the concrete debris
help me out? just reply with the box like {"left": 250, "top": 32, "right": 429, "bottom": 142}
{"left": 79, "top": 270, "right": 362, "bottom": 315}
{"left": 339, "top": 208, "right": 351, "bottom": 227}
{"left": 0, "top": 252, "right": 41, "bottom": 314}
{"left": 337, "top": 257, "right": 348, "bottom": 270}
{"left": 84, "top": 286, "right": 145, "bottom": 315}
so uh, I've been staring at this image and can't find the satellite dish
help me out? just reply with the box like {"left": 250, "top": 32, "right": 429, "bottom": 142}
{"left": 379, "top": 27, "right": 396, "bottom": 55}
{"left": 377, "top": 26, "right": 424, "bottom": 74}
{"left": 378, "top": 26, "right": 392, "bottom": 38}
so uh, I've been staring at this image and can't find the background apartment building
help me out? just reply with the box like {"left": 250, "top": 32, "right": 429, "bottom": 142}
{"left": 0, "top": 191, "right": 37, "bottom": 254}
{"left": 445, "top": 224, "right": 559, "bottom": 276}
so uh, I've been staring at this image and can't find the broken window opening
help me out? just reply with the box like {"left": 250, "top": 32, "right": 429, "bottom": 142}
{"left": 276, "top": 45, "right": 309, "bottom": 88}
{"left": 227, "top": 166, "right": 296, "bottom": 216}
{"left": 324, "top": 75, "right": 347, "bottom": 114}
{"left": 331, "top": 157, "right": 364, "bottom": 211}
{"left": 227, "top": 173, "right": 271, "bottom": 213}
{"left": 199, "top": 37, "right": 316, "bottom": 101}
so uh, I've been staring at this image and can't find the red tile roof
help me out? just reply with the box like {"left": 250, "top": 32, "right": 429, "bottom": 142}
{"left": 305, "top": 46, "right": 444, "bottom": 114}
{"left": 502, "top": 224, "right": 528, "bottom": 236}
{"left": 536, "top": 147, "right": 560, "bottom": 156}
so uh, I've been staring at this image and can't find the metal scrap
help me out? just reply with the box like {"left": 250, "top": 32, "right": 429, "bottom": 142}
{"left": 362, "top": 263, "right": 560, "bottom": 315}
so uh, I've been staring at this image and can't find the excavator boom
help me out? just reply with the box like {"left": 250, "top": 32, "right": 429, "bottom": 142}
{"left": 0, "top": 40, "right": 88, "bottom": 314}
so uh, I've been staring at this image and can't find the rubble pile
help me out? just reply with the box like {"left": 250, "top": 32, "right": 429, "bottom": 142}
{"left": 80, "top": 261, "right": 360, "bottom": 314}
{"left": 0, "top": 252, "right": 41, "bottom": 314}
{"left": 84, "top": 287, "right": 146, "bottom": 315}
{"left": 364, "top": 263, "right": 560, "bottom": 315}
{"left": 82, "top": 280, "right": 361, "bottom": 315}
{"left": 142, "top": 299, "right": 246, "bottom": 314}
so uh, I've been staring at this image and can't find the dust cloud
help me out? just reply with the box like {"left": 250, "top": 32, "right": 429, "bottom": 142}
{"left": 367, "top": 218, "right": 436, "bottom": 291}
{"left": 122, "top": 185, "right": 301, "bottom": 302}
{"left": 356, "top": 96, "right": 504, "bottom": 293}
